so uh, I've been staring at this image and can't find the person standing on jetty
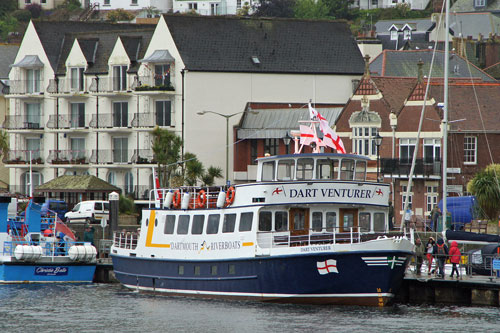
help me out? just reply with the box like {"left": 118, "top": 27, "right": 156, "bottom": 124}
{"left": 433, "top": 238, "right": 448, "bottom": 278}
{"left": 414, "top": 238, "right": 425, "bottom": 275}
{"left": 431, "top": 205, "right": 441, "bottom": 232}
{"left": 426, "top": 237, "right": 435, "bottom": 275}
{"left": 449, "top": 241, "right": 461, "bottom": 279}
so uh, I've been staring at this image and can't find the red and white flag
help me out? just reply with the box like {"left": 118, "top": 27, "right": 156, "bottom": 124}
{"left": 309, "top": 102, "right": 346, "bottom": 154}
{"left": 317, "top": 259, "right": 338, "bottom": 275}
{"left": 299, "top": 125, "right": 315, "bottom": 146}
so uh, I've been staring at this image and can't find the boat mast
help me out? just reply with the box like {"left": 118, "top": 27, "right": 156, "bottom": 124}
{"left": 442, "top": 0, "right": 450, "bottom": 231}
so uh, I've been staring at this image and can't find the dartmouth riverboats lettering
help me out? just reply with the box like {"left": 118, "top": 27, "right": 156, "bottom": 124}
{"left": 170, "top": 241, "right": 242, "bottom": 251}
{"left": 289, "top": 188, "right": 377, "bottom": 199}
{"left": 34, "top": 266, "right": 69, "bottom": 276}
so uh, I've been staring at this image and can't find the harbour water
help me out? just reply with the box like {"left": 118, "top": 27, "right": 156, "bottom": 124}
{"left": 0, "top": 284, "right": 499, "bottom": 333}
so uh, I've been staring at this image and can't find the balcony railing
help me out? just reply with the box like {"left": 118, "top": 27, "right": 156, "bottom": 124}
{"left": 2, "top": 116, "right": 43, "bottom": 130}
{"left": 133, "top": 75, "right": 174, "bottom": 92}
{"left": 90, "top": 149, "right": 134, "bottom": 164}
{"left": 6, "top": 80, "right": 43, "bottom": 95}
{"left": 46, "top": 114, "right": 87, "bottom": 129}
{"left": 4, "top": 150, "right": 43, "bottom": 165}
{"left": 89, "top": 76, "right": 134, "bottom": 93}
{"left": 89, "top": 113, "right": 130, "bottom": 128}
{"left": 114, "top": 184, "right": 151, "bottom": 200}
{"left": 46, "top": 78, "right": 87, "bottom": 94}
{"left": 380, "top": 158, "right": 441, "bottom": 177}
{"left": 131, "top": 149, "right": 154, "bottom": 164}
{"left": 131, "top": 112, "right": 155, "bottom": 127}
{"left": 47, "top": 150, "right": 89, "bottom": 165}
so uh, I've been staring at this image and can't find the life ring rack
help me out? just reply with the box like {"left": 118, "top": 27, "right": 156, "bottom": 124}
{"left": 172, "top": 190, "right": 181, "bottom": 209}
{"left": 196, "top": 190, "right": 207, "bottom": 209}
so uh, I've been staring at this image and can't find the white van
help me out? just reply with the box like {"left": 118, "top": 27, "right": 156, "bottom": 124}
{"left": 65, "top": 201, "right": 110, "bottom": 223}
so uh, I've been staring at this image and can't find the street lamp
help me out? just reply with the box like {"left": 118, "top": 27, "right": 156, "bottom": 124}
{"left": 197, "top": 109, "right": 258, "bottom": 184}
{"left": 375, "top": 133, "right": 383, "bottom": 182}
{"left": 282, "top": 132, "right": 292, "bottom": 154}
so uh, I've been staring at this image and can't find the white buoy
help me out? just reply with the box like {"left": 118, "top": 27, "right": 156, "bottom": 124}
{"left": 181, "top": 192, "right": 191, "bottom": 209}
{"left": 68, "top": 245, "right": 97, "bottom": 262}
{"left": 217, "top": 191, "right": 226, "bottom": 208}
{"left": 164, "top": 191, "right": 174, "bottom": 209}
{"left": 14, "top": 245, "right": 43, "bottom": 261}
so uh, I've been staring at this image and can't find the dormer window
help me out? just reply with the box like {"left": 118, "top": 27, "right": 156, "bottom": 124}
{"left": 390, "top": 30, "right": 398, "bottom": 41}
{"left": 70, "top": 67, "right": 84, "bottom": 92}
{"left": 403, "top": 29, "right": 411, "bottom": 40}
{"left": 113, "top": 65, "right": 127, "bottom": 91}
{"left": 475, "top": 0, "right": 485, "bottom": 6}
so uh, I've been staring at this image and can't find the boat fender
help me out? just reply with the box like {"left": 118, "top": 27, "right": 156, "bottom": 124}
{"left": 225, "top": 186, "right": 236, "bottom": 207}
{"left": 216, "top": 191, "right": 226, "bottom": 208}
{"left": 181, "top": 192, "right": 191, "bottom": 210}
{"left": 172, "top": 190, "right": 181, "bottom": 209}
{"left": 196, "top": 190, "right": 207, "bottom": 209}
{"left": 164, "top": 190, "right": 174, "bottom": 209}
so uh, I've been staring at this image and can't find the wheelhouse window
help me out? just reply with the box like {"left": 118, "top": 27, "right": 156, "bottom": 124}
{"left": 275, "top": 211, "right": 288, "bottom": 231}
{"left": 177, "top": 215, "right": 190, "bottom": 234}
{"left": 112, "top": 65, "right": 127, "bottom": 91}
{"left": 156, "top": 100, "right": 171, "bottom": 126}
{"left": 277, "top": 159, "right": 294, "bottom": 181}
{"left": 316, "top": 158, "right": 338, "bottom": 180}
{"left": 258, "top": 211, "right": 272, "bottom": 231}
{"left": 262, "top": 161, "right": 275, "bottom": 181}
{"left": 70, "top": 103, "right": 85, "bottom": 128}
{"left": 222, "top": 213, "right": 236, "bottom": 233}
{"left": 191, "top": 215, "right": 205, "bottom": 235}
{"left": 296, "top": 158, "right": 314, "bottom": 180}
{"left": 164, "top": 215, "right": 175, "bottom": 234}
{"left": 239, "top": 212, "right": 253, "bottom": 232}
{"left": 352, "top": 127, "right": 379, "bottom": 156}
{"left": 359, "top": 212, "right": 370, "bottom": 232}
{"left": 400, "top": 138, "right": 416, "bottom": 164}
{"left": 464, "top": 136, "right": 477, "bottom": 164}
{"left": 206, "top": 214, "right": 220, "bottom": 234}
{"left": 354, "top": 161, "right": 366, "bottom": 181}
{"left": 340, "top": 159, "right": 355, "bottom": 180}
{"left": 424, "top": 139, "right": 441, "bottom": 164}
{"left": 312, "top": 212, "right": 322, "bottom": 232}
{"left": 374, "top": 212, "right": 385, "bottom": 232}
{"left": 70, "top": 67, "right": 84, "bottom": 91}
{"left": 326, "top": 212, "right": 336, "bottom": 231}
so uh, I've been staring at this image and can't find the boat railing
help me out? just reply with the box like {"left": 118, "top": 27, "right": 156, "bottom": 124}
{"left": 147, "top": 186, "right": 227, "bottom": 209}
{"left": 113, "top": 231, "right": 139, "bottom": 250}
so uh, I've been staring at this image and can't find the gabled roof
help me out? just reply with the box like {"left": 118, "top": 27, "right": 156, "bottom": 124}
{"left": 451, "top": 0, "right": 500, "bottom": 13}
{"left": 376, "top": 18, "right": 434, "bottom": 34}
{"left": 370, "top": 50, "right": 496, "bottom": 82}
{"left": 0, "top": 44, "right": 19, "bottom": 79}
{"left": 448, "top": 12, "right": 500, "bottom": 38}
{"left": 163, "top": 15, "right": 364, "bottom": 75}
{"left": 36, "top": 175, "right": 121, "bottom": 192}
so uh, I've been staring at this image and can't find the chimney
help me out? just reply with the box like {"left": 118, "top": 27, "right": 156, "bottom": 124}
{"left": 364, "top": 54, "right": 371, "bottom": 79}
{"left": 417, "top": 59, "right": 424, "bottom": 83}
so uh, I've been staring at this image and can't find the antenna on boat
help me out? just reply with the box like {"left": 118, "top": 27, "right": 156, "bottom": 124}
{"left": 442, "top": 0, "right": 450, "bottom": 232}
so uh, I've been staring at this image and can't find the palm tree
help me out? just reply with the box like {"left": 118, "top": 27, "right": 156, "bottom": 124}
{"left": 0, "top": 130, "right": 9, "bottom": 162}
{"left": 467, "top": 164, "right": 500, "bottom": 221}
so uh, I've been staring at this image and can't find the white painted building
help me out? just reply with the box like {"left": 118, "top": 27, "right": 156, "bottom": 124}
{"left": 18, "top": 0, "right": 69, "bottom": 10}
{"left": 87, "top": 0, "right": 172, "bottom": 12}
{"left": 352, "top": 0, "right": 430, "bottom": 10}
{"left": 172, "top": 0, "right": 255, "bottom": 15}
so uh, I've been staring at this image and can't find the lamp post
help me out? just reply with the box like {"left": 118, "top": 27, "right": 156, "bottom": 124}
{"left": 197, "top": 110, "right": 258, "bottom": 184}
{"left": 375, "top": 133, "right": 383, "bottom": 182}
{"left": 282, "top": 132, "right": 292, "bottom": 154}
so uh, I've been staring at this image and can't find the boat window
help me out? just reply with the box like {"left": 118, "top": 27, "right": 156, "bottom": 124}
{"left": 178, "top": 265, "right": 184, "bottom": 275}
{"left": 262, "top": 161, "right": 275, "bottom": 181}
{"left": 191, "top": 215, "right": 205, "bottom": 235}
{"left": 228, "top": 264, "right": 235, "bottom": 274}
{"left": 194, "top": 266, "right": 201, "bottom": 276}
{"left": 206, "top": 214, "right": 220, "bottom": 234}
{"left": 275, "top": 211, "right": 288, "bottom": 231}
{"left": 342, "top": 213, "right": 354, "bottom": 229}
{"left": 296, "top": 158, "right": 314, "bottom": 180}
{"left": 259, "top": 211, "right": 272, "bottom": 231}
{"left": 211, "top": 265, "right": 217, "bottom": 275}
{"left": 239, "top": 212, "right": 254, "bottom": 232}
{"left": 374, "top": 212, "right": 385, "bottom": 232}
{"left": 155, "top": 218, "right": 158, "bottom": 227}
{"left": 222, "top": 213, "right": 236, "bottom": 233}
{"left": 312, "top": 212, "right": 322, "bottom": 232}
{"left": 326, "top": 212, "right": 336, "bottom": 232}
{"left": 177, "top": 215, "right": 190, "bottom": 234}
{"left": 145, "top": 218, "right": 149, "bottom": 227}
{"left": 164, "top": 215, "right": 176, "bottom": 234}
{"left": 277, "top": 159, "right": 295, "bottom": 181}
{"left": 359, "top": 212, "right": 370, "bottom": 232}
{"left": 316, "top": 159, "right": 338, "bottom": 180}
{"left": 340, "top": 159, "right": 355, "bottom": 180}
{"left": 355, "top": 161, "right": 366, "bottom": 181}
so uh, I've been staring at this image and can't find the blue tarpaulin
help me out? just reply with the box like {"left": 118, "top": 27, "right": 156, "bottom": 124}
{"left": 438, "top": 196, "right": 478, "bottom": 229}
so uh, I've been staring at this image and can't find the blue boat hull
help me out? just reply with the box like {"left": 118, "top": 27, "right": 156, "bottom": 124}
{"left": 112, "top": 251, "right": 411, "bottom": 306}
{"left": 0, "top": 263, "right": 96, "bottom": 283}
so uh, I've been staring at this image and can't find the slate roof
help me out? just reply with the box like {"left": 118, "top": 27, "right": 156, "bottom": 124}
{"left": 451, "top": 0, "right": 500, "bottom": 13}
{"left": 36, "top": 175, "right": 121, "bottom": 192}
{"left": 448, "top": 12, "right": 500, "bottom": 38}
{"left": 31, "top": 21, "right": 155, "bottom": 75}
{"left": 163, "top": 15, "right": 364, "bottom": 75}
{"left": 0, "top": 44, "right": 19, "bottom": 79}
{"left": 484, "top": 61, "right": 500, "bottom": 79}
{"left": 370, "top": 50, "right": 496, "bottom": 82}
{"left": 375, "top": 19, "right": 434, "bottom": 34}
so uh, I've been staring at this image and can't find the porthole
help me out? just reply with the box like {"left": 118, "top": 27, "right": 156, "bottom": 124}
{"left": 146, "top": 218, "right": 149, "bottom": 226}
{"left": 155, "top": 218, "right": 158, "bottom": 227}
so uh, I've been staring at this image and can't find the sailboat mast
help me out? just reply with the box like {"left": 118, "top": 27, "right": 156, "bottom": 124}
{"left": 442, "top": 0, "right": 450, "bottom": 231}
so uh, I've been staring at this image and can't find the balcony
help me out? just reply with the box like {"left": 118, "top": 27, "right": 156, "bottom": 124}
{"left": 131, "top": 149, "right": 154, "bottom": 164}
{"left": 47, "top": 150, "right": 89, "bottom": 165}
{"left": 46, "top": 78, "right": 88, "bottom": 95}
{"left": 89, "top": 113, "right": 130, "bottom": 128}
{"left": 89, "top": 76, "right": 134, "bottom": 93}
{"left": 132, "top": 75, "right": 174, "bottom": 94}
{"left": 46, "top": 115, "right": 87, "bottom": 129}
{"left": 3, "top": 116, "right": 43, "bottom": 130}
{"left": 5, "top": 80, "right": 43, "bottom": 96}
{"left": 113, "top": 184, "right": 151, "bottom": 200}
{"left": 380, "top": 158, "right": 441, "bottom": 178}
{"left": 90, "top": 149, "right": 134, "bottom": 165}
{"left": 4, "top": 150, "right": 43, "bottom": 165}
{"left": 131, "top": 113, "right": 155, "bottom": 128}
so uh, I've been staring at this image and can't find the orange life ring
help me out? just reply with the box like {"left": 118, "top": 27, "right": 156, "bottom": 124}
{"left": 196, "top": 190, "right": 207, "bottom": 209}
{"left": 225, "top": 186, "right": 235, "bottom": 206}
{"left": 172, "top": 190, "right": 181, "bottom": 209}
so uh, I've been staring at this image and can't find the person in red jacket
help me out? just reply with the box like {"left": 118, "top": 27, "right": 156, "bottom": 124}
{"left": 449, "top": 241, "right": 461, "bottom": 279}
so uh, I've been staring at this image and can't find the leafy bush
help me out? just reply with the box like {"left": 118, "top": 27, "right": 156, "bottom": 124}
{"left": 106, "top": 9, "right": 134, "bottom": 22}
{"left": 60, "top": 0, "right": 82, "bottom": 11}
{"left": 119, "top": 195, "right": 135, "bottom": 214}
{"left": 26, "top": 4, "right": 42, "bottom": 19}
{"left": 12, "top": 9, "right": 31, "bottom": 22}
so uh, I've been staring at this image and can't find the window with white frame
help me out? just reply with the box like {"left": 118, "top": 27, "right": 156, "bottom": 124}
{"left": 371, "top": 0, "right": 378, "bottom": 5}
{"left": 25, "top": 103, "right": 41, "bottom": 129}
{"left": 70, "top": 137, "right": 85, "bottom": 160}
{"left": 211, "top": 3, "right": 220, "bottom": 15}
{"left": 154, "top": 64, "right": 170, "bottom": 86}
{"left": 188, "top": 3, "right": 198, "bottom": 9}
{"left": 400, "top": 138, "right": 416, "bottom": 164}
{"left": 264, "top": 138, "right": 279, "bottom": 156}
{"left": 26, "top": 138, "right": 41, "bottom": 160}
{"left": 26, "top": 69, "right": 41, "bottom": 93}
{"left": 22, "top": 172, "right": 42, "bottom": 195}
{"left": 156, "top": 100, "right": 171, "bottom": 127}
{"left": 475, "top": 0, "right": 486, "bottom": 6}
{"left": 464, "top": 136, "right": 477, "bottom": 164}
{"left": 352, "top": 127, "right": 379, "bottom": 156}
{"left": 125, "top": 172, "right": 134, "bottom": 194}
{"left": 131, "top": 0, "right": 138, "bottom": 5}
{"left": 70, "top": 67, "right": 84, "bottom": 91}
{"left": 401, "top": 185, "right": 413, "bottom": 208}
{"left": 113, "top": 102, "right": 128, "bottom": 127}
{"left": 426, "top": 185, "right": 439, "bottom": 213}
{"left": 423, "top": 138, "right": 441, "bottom": 164}
{"left": 112, "top": 65, "right": 127, "bottom": 91}
{"left": 104, "top": 0, "right": 110, "bottom": 5}
{"left": 107, "top": 171, "right": 116, "bottom": 185}
{"left": 70, "top": 103, "right": 85, "bottom": 128}
{"left": 390, "top": 30, "right": 398, "bottom": 40}
{"left": 403, "top": 29, "right": 411, "bottom": 40}
{"left": 237, "top": 0, "right": 242, "bottom": 8}
{"left": 113, "top": 137, "right": 128, "bottom": 163}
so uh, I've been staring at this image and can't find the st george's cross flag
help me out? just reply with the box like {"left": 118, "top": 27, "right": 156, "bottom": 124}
{"left": 317, "top": 259, "right": 339, "bottom": 275}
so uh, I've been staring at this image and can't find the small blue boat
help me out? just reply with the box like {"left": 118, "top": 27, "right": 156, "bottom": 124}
{"left": 0, "top": 197, "right": 97, "bottom": 283}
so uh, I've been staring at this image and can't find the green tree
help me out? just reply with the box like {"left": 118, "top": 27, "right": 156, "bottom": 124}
{"left": 253, "top": 0, "right": 296, "bottom": 17}
{"left": 184, "top": 153, "right": 223, "bottom": 186}
{"left": 467, "top": 164, "right": 500, "bottom": 221}
{"left": 151, "top": 127, "right": 182, "bottom": 188}
{"left": 0, "top": 0, "right": 17, "bottom": 18}
{"left": 119, "top": 194, "right": 135, "bottom": 214}
{"left": 59, "top": 0, "right": 82, "bottom": 11}
{"left": 324, "top": 0, "right": 355, "bottom": 20}
{"left": 0, "top": 130, "right": 9, "bottom": 161}
{"left": 201, "top": 166, "right": 223, "bottom": 186}
{"left": 293, "top": 0, "right": 331, "bottom": 19}
{"left": 0, "top": 15, "right": 18, "bottom": 40}
{"left": 237, "top": 1, "right": 252, "bottom": 16}
{"left": 106, "top": 9, "right": 134, "bottom": 22}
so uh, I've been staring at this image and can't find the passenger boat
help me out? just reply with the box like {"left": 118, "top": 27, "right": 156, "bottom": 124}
{"left": 0, "top": 197, "right": 97, "bottom": 283}
{"left": 111, "top": 118, "right": 414, "bottom": 305}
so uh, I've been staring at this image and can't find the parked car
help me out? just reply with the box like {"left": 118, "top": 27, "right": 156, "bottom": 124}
{"left": 65, "top": 200, "right": 109, "bottom": 224}
{"left": 41, "top": 199, "right": 68, "bottom": 221}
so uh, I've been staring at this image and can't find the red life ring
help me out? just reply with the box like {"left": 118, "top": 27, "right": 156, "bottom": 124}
{"left": 172, "top": 190, "right": 181, "bottom": 209}
{"left": 225, "top": 186, "right": 235, "bottom": 206}
{"left": 196, "top": 190, "right": 207, "bottom": 209}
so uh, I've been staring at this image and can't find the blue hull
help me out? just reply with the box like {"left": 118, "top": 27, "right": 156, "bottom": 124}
{"left": 0, "top": 263, "right": 96, "bottom": 283}
{"left": 112, "top": 251, "right": 411, "bottom": 306}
